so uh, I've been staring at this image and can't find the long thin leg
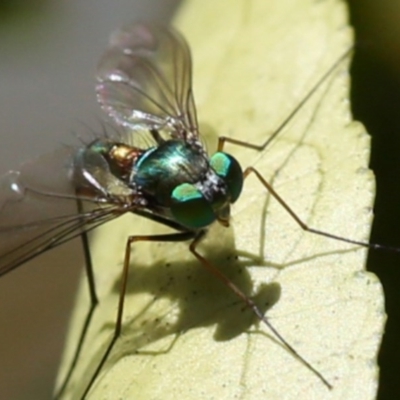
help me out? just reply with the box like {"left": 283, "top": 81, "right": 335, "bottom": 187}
{"left": 218, "top": 127, "right": 400, "bottom": 253}
{"left": 189, "top": 231, "right": 332, "bottom": 389}
{"left": 80, "top": 230, "right": 195, "bottom": 399}
{"left": 217, "top": 48, "right": 352, "bottom": 153}
{"left": 243, "top": 167, "right": 400, "bottom": 252}
{"left": 54, "top": 200, "right": 99, "bottom": 400}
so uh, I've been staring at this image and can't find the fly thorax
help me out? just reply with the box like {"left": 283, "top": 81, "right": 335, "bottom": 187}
{"left": 131, "top": 140, "right": 208, "bottom": 206}
{"left": 170, "top": 151, "right": 244, "bottom": 229}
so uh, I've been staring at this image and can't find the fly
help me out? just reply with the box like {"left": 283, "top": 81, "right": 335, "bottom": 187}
{"left": 0, "top": 22, "right": 392, "bottom": 399}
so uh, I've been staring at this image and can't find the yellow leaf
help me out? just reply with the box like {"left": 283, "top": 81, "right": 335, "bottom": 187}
{"left": 56, "top": 0, "right": 385, "bottom": 398}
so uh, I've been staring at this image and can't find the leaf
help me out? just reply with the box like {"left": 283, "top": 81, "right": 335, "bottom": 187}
{"left": 56, "top": 0, "right": 385, "bottom": 398}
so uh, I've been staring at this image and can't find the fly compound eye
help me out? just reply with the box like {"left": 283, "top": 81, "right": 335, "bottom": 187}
{"left": 171, "top": 183, "right": 216, "bottom": 229}
{"left": 210, "top": 152, "right": 243, "bottom": 203}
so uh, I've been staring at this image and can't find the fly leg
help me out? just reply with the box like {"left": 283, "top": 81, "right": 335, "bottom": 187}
{"left": 241, "top": 166, "right": 394, "bottom": 251}
{"left": 53, "top": 199, "right": 99, "bottom": 399}
{"left": 80, "top": 230, "right": 195, "bottom": 399}
{"left": 216, "top": 131, "right": 395, "bottom": 252}
{"left": 217, "top": 48, "right": 352, "bottom": 154}
{"left": 189, "top": 231, "right": 332, "bottom": 389}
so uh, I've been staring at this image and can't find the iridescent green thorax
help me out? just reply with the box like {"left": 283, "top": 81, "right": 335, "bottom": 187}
{"left": 133, "top": 140, "right": 209, "bottom": 206}
{"left": 131, "top": 139, "right": 243, "bottom": 229}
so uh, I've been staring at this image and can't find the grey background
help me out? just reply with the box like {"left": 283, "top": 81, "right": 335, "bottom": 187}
{"left": 0, "top": 1, "right": 180, "bottom": 399}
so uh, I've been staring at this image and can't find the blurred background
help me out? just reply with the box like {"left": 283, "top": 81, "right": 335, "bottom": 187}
{"left": 0, "top": 1, "right": 181, "bottom": 399}
{"left": 0, "top": 0, "right": 399, "bottom": 399}
{"left": 349, "top": 1, "right": 400, "bottom": 399}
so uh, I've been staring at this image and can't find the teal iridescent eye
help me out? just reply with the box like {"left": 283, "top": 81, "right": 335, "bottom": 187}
{"left": 210, "top": 152, "right": 243, "bottom": 202}
{"left": 171, "top": 183, "right": 216, "bottom": 228}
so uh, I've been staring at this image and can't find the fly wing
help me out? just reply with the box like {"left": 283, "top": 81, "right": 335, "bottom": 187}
{"left": 96, "top": 22, "right": 198, "bottom": 139}
{"left": 0, "top": 146, "right": 123, "bottom": 276}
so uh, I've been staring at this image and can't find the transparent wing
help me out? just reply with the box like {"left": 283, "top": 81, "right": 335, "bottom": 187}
{"left": 0, "top": 146, "right": 127, "bottom": 276}
{"left": 96, "top": 22, "right": 198, "bottom": 139}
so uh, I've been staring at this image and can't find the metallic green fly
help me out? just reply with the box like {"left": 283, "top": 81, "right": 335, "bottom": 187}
{"left": 1, "top": 22, "right": 376, "bottom": 399}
